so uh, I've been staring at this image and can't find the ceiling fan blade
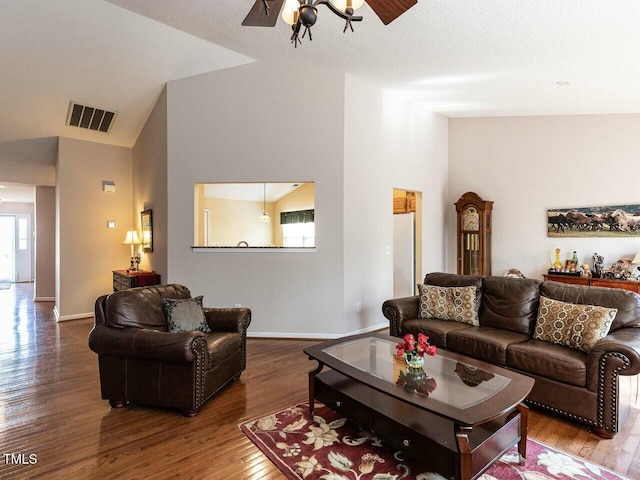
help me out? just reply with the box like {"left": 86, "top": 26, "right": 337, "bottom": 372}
{"left": 365, "top": 0, "right": 417, "bottom": 25}
{"left": 242, "top": 0, "right": 286, "bottom": 27}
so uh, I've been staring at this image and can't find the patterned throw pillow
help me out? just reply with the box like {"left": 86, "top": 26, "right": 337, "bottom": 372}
{"left": 534, "top": 296, "right": 617, "bottom": 352}
{"left": 417, "top": 284, "right": 479, "bottom": 326}
{"left": 162, "top": 296, "right": 211, "bottom": 333}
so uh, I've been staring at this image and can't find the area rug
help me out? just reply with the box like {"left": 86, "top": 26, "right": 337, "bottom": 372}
{"left": 239, "top": 402, "right": 629, "bottom": 480}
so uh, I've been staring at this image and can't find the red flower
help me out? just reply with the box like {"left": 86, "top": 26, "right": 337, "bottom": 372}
{"left": 396, "top": 333, "right": 437, "bottom": 358}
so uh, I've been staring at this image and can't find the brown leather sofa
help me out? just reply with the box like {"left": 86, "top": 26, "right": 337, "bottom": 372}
{"left": 382, "top": 272, "right": 640, "bottom": 438}
{"left": 89, "top": 284, "right": 251, "bottom": 416}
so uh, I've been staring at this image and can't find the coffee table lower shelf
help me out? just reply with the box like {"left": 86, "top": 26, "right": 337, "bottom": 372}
{"left": 314, "top": 370, "right": 524, "bottom": 480}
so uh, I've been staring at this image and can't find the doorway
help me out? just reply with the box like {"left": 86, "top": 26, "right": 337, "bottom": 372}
{"left": 393, "top": 189, "right": 422, "bottom": 297}
{"left": 0, "top": 216, "right": 15, "bottom": 282}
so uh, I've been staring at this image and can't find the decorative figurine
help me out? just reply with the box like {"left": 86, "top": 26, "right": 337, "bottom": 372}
{"left": 592, "top": 253, "right": 604, "bottom": 278}
{"left": 553, "top": 248, "right": 563, "bottom": 270}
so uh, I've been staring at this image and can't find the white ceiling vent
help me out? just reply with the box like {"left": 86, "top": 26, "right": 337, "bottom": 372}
{"left": 66, "top": 101, "right": 117, "bottom": 133}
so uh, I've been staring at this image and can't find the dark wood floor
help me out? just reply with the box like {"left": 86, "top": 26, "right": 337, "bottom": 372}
{"left": 0, "top": 282, "right": 638, "bottom": 479}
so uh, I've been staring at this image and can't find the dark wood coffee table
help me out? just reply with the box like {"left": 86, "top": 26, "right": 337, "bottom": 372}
{"left": 304, "top": 333, "right": 534, "bottom": 480}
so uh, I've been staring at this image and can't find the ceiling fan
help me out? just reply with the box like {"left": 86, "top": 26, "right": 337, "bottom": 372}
{"left": 242, "top": 0, "right": 418, "bottom": 47}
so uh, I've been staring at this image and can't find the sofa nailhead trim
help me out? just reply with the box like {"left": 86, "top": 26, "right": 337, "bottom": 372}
{"left": 597, "top": 351, "right": 630, "bottom": 433}
{"left": 191, "top": 336, "right": 207, "bottom": 408}
{"left": 525, "top": 399, "right": 596, "bottom": 427}
{"left": 383, "top": 306, "right": 401, "bottom": 337}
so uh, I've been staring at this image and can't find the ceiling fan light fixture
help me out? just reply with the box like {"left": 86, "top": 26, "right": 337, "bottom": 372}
{"left": 281, "top": 0, "right": 300, "bottom": 25}
{"left": 332, "top": 0, "right": 365, "bottom": 12}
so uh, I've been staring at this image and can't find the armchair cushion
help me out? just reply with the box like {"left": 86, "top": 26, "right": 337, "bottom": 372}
{"left": 163, "top": 296, "right": 211, "bottom": 333}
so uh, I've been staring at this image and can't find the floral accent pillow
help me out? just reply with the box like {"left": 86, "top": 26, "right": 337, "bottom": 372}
{"left": 162, "top": 296, "right": 211, "bottom": 333}
{"left": 534, "top": 296, "right": 617, "bottom": 352}
{"left": 417, "top": 284, "right": 479, "bottom": 326}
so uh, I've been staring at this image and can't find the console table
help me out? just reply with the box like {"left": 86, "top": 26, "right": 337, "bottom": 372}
{"left": 543, "top": 274, "right": 640, "bottom": 294}
{"left": 113, "top": 270, "right": 161, "bottom": 291}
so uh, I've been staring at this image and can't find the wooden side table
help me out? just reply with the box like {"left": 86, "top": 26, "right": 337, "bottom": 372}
{"left": 113, "top": 270, "right": 161, "bottom": 291}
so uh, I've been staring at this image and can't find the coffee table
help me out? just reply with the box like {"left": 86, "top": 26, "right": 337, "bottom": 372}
{"left": 304, "top": 333, "right": 534, "bottom": 480}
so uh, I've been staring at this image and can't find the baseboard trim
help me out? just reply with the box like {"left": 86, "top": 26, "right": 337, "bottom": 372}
{"left": 34, "top": 297, "right": 55, "bottom": 302}
{"left": 55, "top": 308, "right": 94, "bottom": 323}
{"left": 247, "top": 322, "right": 388, "bottom": 340}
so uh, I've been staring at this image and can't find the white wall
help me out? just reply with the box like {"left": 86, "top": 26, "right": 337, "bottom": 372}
{"left": 343, "top": 77, "right": 449, "bottom": 334}
{"left": 56, "top": 137, "right": 133, "bottom": 320}
{"left": 166, "top": 62, "right": 346, "bottom": 337}
{"left": 448, "top": 114, "right": 640, "bottom": 279}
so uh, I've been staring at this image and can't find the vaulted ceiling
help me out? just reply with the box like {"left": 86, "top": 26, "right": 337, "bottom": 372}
{"left": 1, "top": 0, "right": 640, "bottom": 201}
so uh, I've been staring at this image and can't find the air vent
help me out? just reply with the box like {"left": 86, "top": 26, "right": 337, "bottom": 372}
{"left": 66, "top": 101, "right": 116, "bottom": 133}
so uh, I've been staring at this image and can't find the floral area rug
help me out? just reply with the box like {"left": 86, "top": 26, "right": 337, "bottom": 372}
{"left": 239, "top": 402, "right": 629, "bottom": 480}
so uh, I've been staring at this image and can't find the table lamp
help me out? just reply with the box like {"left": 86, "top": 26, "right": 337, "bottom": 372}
{"left": 122, "top": 230, "right": 141, "bottom": 271}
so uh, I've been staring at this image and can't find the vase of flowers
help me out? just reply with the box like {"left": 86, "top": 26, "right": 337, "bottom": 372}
{"left": 395, "top": 333, "right": 437, "bottom": 369}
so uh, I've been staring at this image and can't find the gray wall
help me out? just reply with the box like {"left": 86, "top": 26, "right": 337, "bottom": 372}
{"left": 162, "top": 62, "right": 450, "bottom": 337}
{"left": 56, "top": 137, "right": 133, "bottom": 320}
{"left": 166, "top": 62, "right": 347, "bottom": 337}
{"left": 133, "top": 85, "right": 168, "bottom": 279}
{"left": 35, "top": 186, "right": 55, "bottom": 300}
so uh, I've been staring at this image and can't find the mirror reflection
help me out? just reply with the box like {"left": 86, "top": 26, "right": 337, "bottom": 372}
{"left": 194, "top": 182, "right": 315, "bottom": 248}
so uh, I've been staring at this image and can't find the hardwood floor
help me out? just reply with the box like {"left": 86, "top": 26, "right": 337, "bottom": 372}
{"left": 0, "top": 282, "right": 638, "bottom": 479}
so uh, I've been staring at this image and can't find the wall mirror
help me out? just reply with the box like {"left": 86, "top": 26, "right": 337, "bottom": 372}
{"left": 141, "top": 209, "right": 153, "bottom": 252}
{"left": 194, "top": 182, "right": 315, "bottom": 248}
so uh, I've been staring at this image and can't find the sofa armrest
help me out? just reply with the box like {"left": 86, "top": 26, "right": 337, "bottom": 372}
{"left": 589, "top": 327, "right": 640, "bottom": 376}
{"left": 382, "top": 296, "right": 419, "bottom": 337}
{"left": 89, "top": 324, "right": 205, "bottom": 362}
{"left": 203, "top": 307, "right": 251, "bottom": 334}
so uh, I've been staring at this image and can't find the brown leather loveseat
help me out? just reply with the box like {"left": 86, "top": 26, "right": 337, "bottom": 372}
{"left": 382, "top": 272, "right": 640, "bottom": 438}
{"left": 89, "top": 284, "right": 251, "bottom": 416}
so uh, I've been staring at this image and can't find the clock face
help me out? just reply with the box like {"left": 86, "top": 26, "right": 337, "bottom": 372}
{"left": 463, "top": 207, "right": 479, "bottom": 231}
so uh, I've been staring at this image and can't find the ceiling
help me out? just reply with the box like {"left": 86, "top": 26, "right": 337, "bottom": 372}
{"left": 0, "top": 184, "right": 34, "bottom": 204}
{"left": 2, "top": 1, "right": 640, "bottom": 202}
{"left": 204, "top": 183, "right": 305, "bottom": 203}
{"left": 105, "top": 0, "right": 640, "bottom": 117}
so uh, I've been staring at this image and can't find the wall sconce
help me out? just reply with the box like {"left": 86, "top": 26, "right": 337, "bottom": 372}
{"left": 122, "top": 230, "right": 141, "bottom": 271}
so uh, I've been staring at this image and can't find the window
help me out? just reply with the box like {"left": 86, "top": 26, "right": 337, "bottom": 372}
{"left": 18, "top": 218, "right": 27, "bottom": 250}
{"left": 194, "top": 182, "right": 315, "bottom": 248}
{"left": 282, "top": 222, "right": 315, "bottom": 247}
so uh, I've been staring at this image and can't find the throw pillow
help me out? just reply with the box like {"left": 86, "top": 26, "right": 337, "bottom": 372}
{"left": 534, "top": 296, "right": 617, "bottom": 352}
{"left": 417, "top": 284, "right": 480, "bottom": 326}
{"left": 163, "top": 296, "right": 211, "bottom": 333}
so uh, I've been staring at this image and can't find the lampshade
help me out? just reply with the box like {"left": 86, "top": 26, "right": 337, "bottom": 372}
{"left": 121, "top": 230, "right": 141, "bottom": 246}
{"left": 281, "top": 0, "right": 299, "bottom": 25}
{"left": 332, "top": 0, "right": 366, "bottom": 11}
{"left": 632, "top": 251, "right": 640, "bottom": 264}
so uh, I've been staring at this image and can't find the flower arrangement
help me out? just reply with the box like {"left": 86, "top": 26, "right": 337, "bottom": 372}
{"left": 395, "top": 333, "right": 436, "bottom": 368}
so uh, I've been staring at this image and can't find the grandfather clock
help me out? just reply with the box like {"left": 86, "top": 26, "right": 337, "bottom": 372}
{"left": 455, "top": 192, "right": 493, "bottom": 276}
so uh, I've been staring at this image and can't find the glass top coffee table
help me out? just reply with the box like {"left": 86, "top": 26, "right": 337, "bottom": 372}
{"left": 304, "top": 333, "right": 534, "bottom": 480}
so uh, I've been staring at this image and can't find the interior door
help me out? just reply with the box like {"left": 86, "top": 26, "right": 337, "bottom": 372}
{"left": 393, "top": 212, "right": 415, "bottom": 297}
{"left": 0, "top": 216, "right": 15, "bottom": 282}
